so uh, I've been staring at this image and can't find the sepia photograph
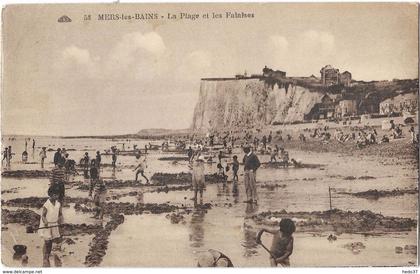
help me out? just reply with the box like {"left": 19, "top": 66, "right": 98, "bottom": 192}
{"left": 1, "top": 2, "right": 419, "bottom": 269}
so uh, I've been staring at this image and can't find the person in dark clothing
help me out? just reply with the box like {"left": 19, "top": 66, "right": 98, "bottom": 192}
{"left": 232, "top": 155, "right": 239, "bottom": 182}
{"left": 268, "top": 132, "right": 272, "bottom": 144}
{"left": 53, "top": 148, "right": 62, "bottom": 167}
{"left": 187, "top": 146, "right": 194, "bottom": 163}
{"left": 95, "top": 151, "right": 101, "bottom": 168}
{"left": 49, "top": 159, "right": 66, "bottom": 203}
{"left": 89, "top": 160, "right": 99, "bottom": 197}
{"left": 218, "top": 151, "right": 223, "bottom": 164}
{"left": 111, "top": 147, "right": 117, "bottom": 168}
{"left": 242, "top": 146, "right": 261, "bottom": 204}
{"left": 80, "top": 152, "right": 89, "bottom": 179}
{"left": 262, "top": 135, "right": 267, "bottom": 150}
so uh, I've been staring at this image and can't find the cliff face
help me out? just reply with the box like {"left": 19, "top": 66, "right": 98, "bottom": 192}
{"left": 191, "top": 78, "right": 324, "bottom": 132}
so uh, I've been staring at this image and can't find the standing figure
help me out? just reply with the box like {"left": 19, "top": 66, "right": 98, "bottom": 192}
{"left": 270, "top": 145, "right": 279, "bottom": 163}
{"left": 2, "top": 147, "right": 10, "bottom": 169}
{"left": 53, "top": 149, "right": 62, "bottom": 167}
{"left": 82, "top": 152, "right": 90, "bottom": 180}
{"left": 111, "top": 147, "right": 117, "bottom": 168}
{"left": 187, "top": 146, "right": 194, "bottom": 163}
{"left": 409, "top": 126, "right": 417, "bottom": 144}
{"left": 95, "top": 151, "right": 101, "bottom": 169}
{"left": 40, "top": 186, "right": 64, "bottom": 267}
{"left": 242, "top": 146, "right": 261, "bottom": 204}
{"left": 232, "top": 155, "right": 239, "bottom": 182}
{"left": 39, "top": 147, "right": 47, "bottom": 168}
{"left": 50, "top": 159, "right": 66, "bottom": 203}
{"left": 89, "top": 160, "right": 99, "bottom": 197}
{"left": 191, "top": 153, "right": 206, "bottom": 204}
{"left": 133, "top": 154, "right": 149, "bottom": 184}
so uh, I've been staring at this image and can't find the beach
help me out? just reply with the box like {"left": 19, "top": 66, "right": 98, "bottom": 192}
{"left": 1, "top": 128, "right": 418, "bottom": 267}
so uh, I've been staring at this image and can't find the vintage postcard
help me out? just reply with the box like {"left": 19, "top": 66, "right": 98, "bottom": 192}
{"left": 1, "top": 2, "right": 418, "bottom": 268}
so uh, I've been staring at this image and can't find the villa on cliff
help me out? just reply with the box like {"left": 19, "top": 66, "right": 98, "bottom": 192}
{"left": 320, "top": 65, "right": 352, "bottom": 87}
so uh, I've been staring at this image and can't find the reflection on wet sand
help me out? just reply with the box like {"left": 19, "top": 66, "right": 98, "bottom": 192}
{"left": 242, "top": 203, "right": 259, "bottom": 257}
{"left": 189, "top": 208, "right": 207, "bottom": 248}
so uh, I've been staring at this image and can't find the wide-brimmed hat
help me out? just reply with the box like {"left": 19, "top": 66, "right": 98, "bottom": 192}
{"left": 197, "top": 251, "right": 215, "bottom": 267}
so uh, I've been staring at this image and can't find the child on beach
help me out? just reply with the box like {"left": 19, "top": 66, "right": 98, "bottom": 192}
{"left": 50, "top": 159, "right": 66, "bottom": 203}
{"left": 232, "top": 155, "right": 239, "bottom": 182}
{"left": 91, "top": 179, "right": 107, "bottom": 219}
{"left": 39, "top": 147, "right": 47, "bottom": 169}
{"left": 89, "top": 160, "right": 99, "bottom": 196}
{"left": 191, "top": 153, "right": 205, "bottom": 203}
{"left": 133, "top": 154, "right": 149, "bottom": 184}
{"left": 40, "top": 186, "right": 64, "bottom": 267}
{"left": 256, "top": 218, "right": 296, "bottom": 267}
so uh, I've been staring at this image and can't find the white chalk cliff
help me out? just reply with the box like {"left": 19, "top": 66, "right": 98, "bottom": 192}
{"left": 191, "top": 78, "right": 324, "bottom": 132}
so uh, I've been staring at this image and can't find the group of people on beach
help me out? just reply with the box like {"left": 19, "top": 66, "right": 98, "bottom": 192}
{"left": 189, "top": 144, "right": 262, "bottom": 205}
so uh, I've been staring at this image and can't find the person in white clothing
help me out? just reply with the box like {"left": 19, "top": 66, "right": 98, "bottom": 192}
{"left": 40, "top": 186, "right": 64, "bottom": 267}
{"left": 133, "top": 154, "right": 149, "bottom": 184}
{"left": 191, "top": 152, "right": 206, "bottom": 204}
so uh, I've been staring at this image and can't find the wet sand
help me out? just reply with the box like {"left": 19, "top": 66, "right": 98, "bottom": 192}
{"left": 1, "top": 135, "right": 417, "bottom": 267}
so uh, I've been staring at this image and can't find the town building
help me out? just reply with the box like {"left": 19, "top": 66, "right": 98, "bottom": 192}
{"left": 340, "top": 71, "right": 352, "bottom": 87}
{"left": 336, "top": 99, "right": 358, "bottom": 117}
{"left": 304, "top": 94, "right": 339, "bottom": 120}
{"left": 358, "top": 92, "right": 380, "bottom": 114}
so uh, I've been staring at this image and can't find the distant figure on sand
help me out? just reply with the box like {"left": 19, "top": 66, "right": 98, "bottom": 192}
{"left": 22, "top": 150, "right": 28, "bottom": 163}
{"left": 89, "top": 160, "right": 106, "bottom": 219}
{"left": 82, "top": 152, "right": 90, "bottom": 180}
{"left": 95, "top": 151, "right": 101, "bottom": 169}
{"left": 270, "top": 145, "right": 279, "bottom": 163}
{"left": 242, "top": 146, "right": 260, "bottom": 204}
{"left": 89, "top": 160, "right": 99, "bottom": 197}
{"left": 39, "top": 147, "right": 47, "bottom": 168}
{"left": 111, "top": 147, "right": 117, "bottom": 168}
{"left": 409, "top": 126, "right": 416, "bottom": 144}
{"left": 191, "top": 152, "right": 205, "bottom": 204}
{"left": 256, "top": 218, "right": 295, "bottom": 267}
{"left": 133, "top": 154, "right": 149, "bottom": 184}
{"left": 40, "top": 186, "right": 64, "bottom": 267}
{"left": 53, "top": 148, "right": 62, "bottom": 167}
{"left": 232, "top": 155, "right": 239, "bottom": 182}
{"left": 187, "top": 146, "right": 194, "bottom": 163}
{"left": 197, "top": 249, "right": 234, "bottom": 267}
{"left": 2, "top": 147, "right": 11, "bottom": 169}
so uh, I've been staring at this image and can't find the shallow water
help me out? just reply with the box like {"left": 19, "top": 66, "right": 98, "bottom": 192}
{"left": 1, "top": 136, "right": 418, "bottom": 267}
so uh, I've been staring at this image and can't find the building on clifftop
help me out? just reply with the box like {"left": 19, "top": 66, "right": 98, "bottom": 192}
{"left": 320, "top": 65, "right": 340, "bottom": 86}
{"left": 320, "top": 65, "right": 352, "bottom": 87}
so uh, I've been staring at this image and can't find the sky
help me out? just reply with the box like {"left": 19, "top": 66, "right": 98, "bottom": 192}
{"left": 2, "top": 3, "right": 418, "bottom": 136}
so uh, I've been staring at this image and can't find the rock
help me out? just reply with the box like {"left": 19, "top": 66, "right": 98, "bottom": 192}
{"left": 404, "top": 245, "right": 417, "bottom": 255}
{"left": 327, "top": 234, "right": 337, "bottom": 241}
{"left": 343, "top": 242, "right": 366, "bottom": 254}
{"left": 166, "top": 213, "right": 185, "bottom": 224}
